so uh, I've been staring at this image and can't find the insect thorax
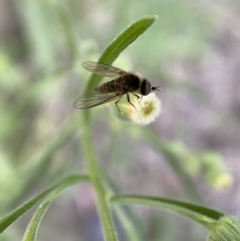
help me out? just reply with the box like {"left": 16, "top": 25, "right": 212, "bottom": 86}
{"left": 95, "top": 73, "right": 140, "bottom": 93}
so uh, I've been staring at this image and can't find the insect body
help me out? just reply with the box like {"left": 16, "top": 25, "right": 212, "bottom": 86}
{"left": 95, "top": 73, "right": 140, "bottom": 94}
{"left": 73, "top": 61, "right": 160, "bottom": 112}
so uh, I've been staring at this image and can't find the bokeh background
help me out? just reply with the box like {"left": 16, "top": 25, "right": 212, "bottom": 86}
{"left": 1, "top": 0, "right": 240, "bottom": 241}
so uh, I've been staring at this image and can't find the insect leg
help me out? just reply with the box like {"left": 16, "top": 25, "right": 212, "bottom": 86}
{"left": 126, "top": 93, "right": 142, "bottom": 120}
{"left": 133, "top": 93, "right": 142, "bottom": 107}
{"left": 133, "top": 93, "right": 140, "bottom": 99}
{"left": 115, "top": 95, "right": 124, "bottom": 115}
{"left": 133, "top": 93, "right": 141, "bottom": 102}
{"left": 127, "top": 93, "right": 136, "bottom": 109}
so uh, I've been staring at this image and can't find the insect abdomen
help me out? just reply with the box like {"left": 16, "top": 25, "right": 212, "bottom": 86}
{"left": 97, "top": 78, "right": 122, "bottom": 93}
{"left": 95, "top": 74, "right": 140, "bottom": 93}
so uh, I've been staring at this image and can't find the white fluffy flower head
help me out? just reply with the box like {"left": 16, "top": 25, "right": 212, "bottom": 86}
{"left": 117, "top": 92, "right": 162, "bottom": 125}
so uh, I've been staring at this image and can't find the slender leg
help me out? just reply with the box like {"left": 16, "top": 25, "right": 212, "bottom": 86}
{"left": 127, "top": 93, "right": 137, "bottom": 110}
{"left": 127, "top": 93, "right": 142, "bottom": 120}
{"left": 114, "top": 93, "right": 142, "bottom": 120}
{"left": 115, "top": 95, "right": 124, "bottom": 115}
{"left": 133, "top": 93, "right": 142, "bottom": 107}
{"left": 133, "top": 93, "right": 140, "bottom": 100}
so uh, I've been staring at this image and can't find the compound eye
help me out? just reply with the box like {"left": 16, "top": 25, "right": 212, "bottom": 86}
{"left": 141, "top": 79, "right": 151, "bottom": 95}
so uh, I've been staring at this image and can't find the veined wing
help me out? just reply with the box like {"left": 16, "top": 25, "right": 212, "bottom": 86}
{"left": 81, "top": 61, "right": 127, "bottom": 78}
{"left": 73, "top": 90, "right": 124, "bottom": 109}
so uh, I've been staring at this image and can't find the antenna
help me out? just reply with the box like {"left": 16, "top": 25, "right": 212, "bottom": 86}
{"left": 152, "top": 85, "right": 161, "bottom": 92}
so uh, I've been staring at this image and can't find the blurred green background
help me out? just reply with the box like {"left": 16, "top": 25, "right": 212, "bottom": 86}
{"left": 1, "top": 0, "right": 240, "bottom": 240}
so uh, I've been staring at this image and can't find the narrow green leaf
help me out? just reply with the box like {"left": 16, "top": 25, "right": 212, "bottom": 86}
{"left": 0, "top": 174, "right": 89, "bottom": 233}
{"left": 110, "top": 195, "right": 223, "bottom": 228}
{"left": 22, "top": 195, "right": 51, "bottom": 241}
{"left": 87, "top": 15, "right": 158, "bottom": 90}
{"left": 22, "top": 175, "right": 84, "bottom": 241}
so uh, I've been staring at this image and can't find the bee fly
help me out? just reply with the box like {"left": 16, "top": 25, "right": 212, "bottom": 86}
{"left": 73, "top": 61, "right": 161, "bottom": 114}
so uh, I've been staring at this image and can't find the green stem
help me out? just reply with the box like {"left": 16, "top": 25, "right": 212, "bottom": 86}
{"left": 77, "top": 15, "right": 158, "bottom": 241}
{"left": 80, "top": 114, "right": 117, "bottom": 241}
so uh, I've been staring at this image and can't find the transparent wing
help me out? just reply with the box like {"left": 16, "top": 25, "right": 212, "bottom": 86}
{"left": 73, "top": 90, "right": 124, "bottom": 109}
{"left": 81, "top": 61, "right": 127, "bottom": 78}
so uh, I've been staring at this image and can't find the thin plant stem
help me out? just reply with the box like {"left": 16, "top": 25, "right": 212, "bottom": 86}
{"left": 80, "top": 112, "right": 118, "bottom": 241}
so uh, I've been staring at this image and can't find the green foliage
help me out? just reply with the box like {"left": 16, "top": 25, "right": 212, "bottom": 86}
{"left": 21, "top": 175, "right": 89, "bottom": 241}
{"left": 208, "top": 216, "right": 240, "bottom": 241}
{"left": 87, "top": 16, "right": 158, "bottom": 90}
{"left": 78, "top": 16, "right": 158, "bottom": 241}
{"left": 0, "top": 175, "right": 89, "bottom": 233}
{"left": 0, "top": 2, "right": 238, "bottom": 241}
{"left": 110, "top": 195, "right": 223, "bottom": 227}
